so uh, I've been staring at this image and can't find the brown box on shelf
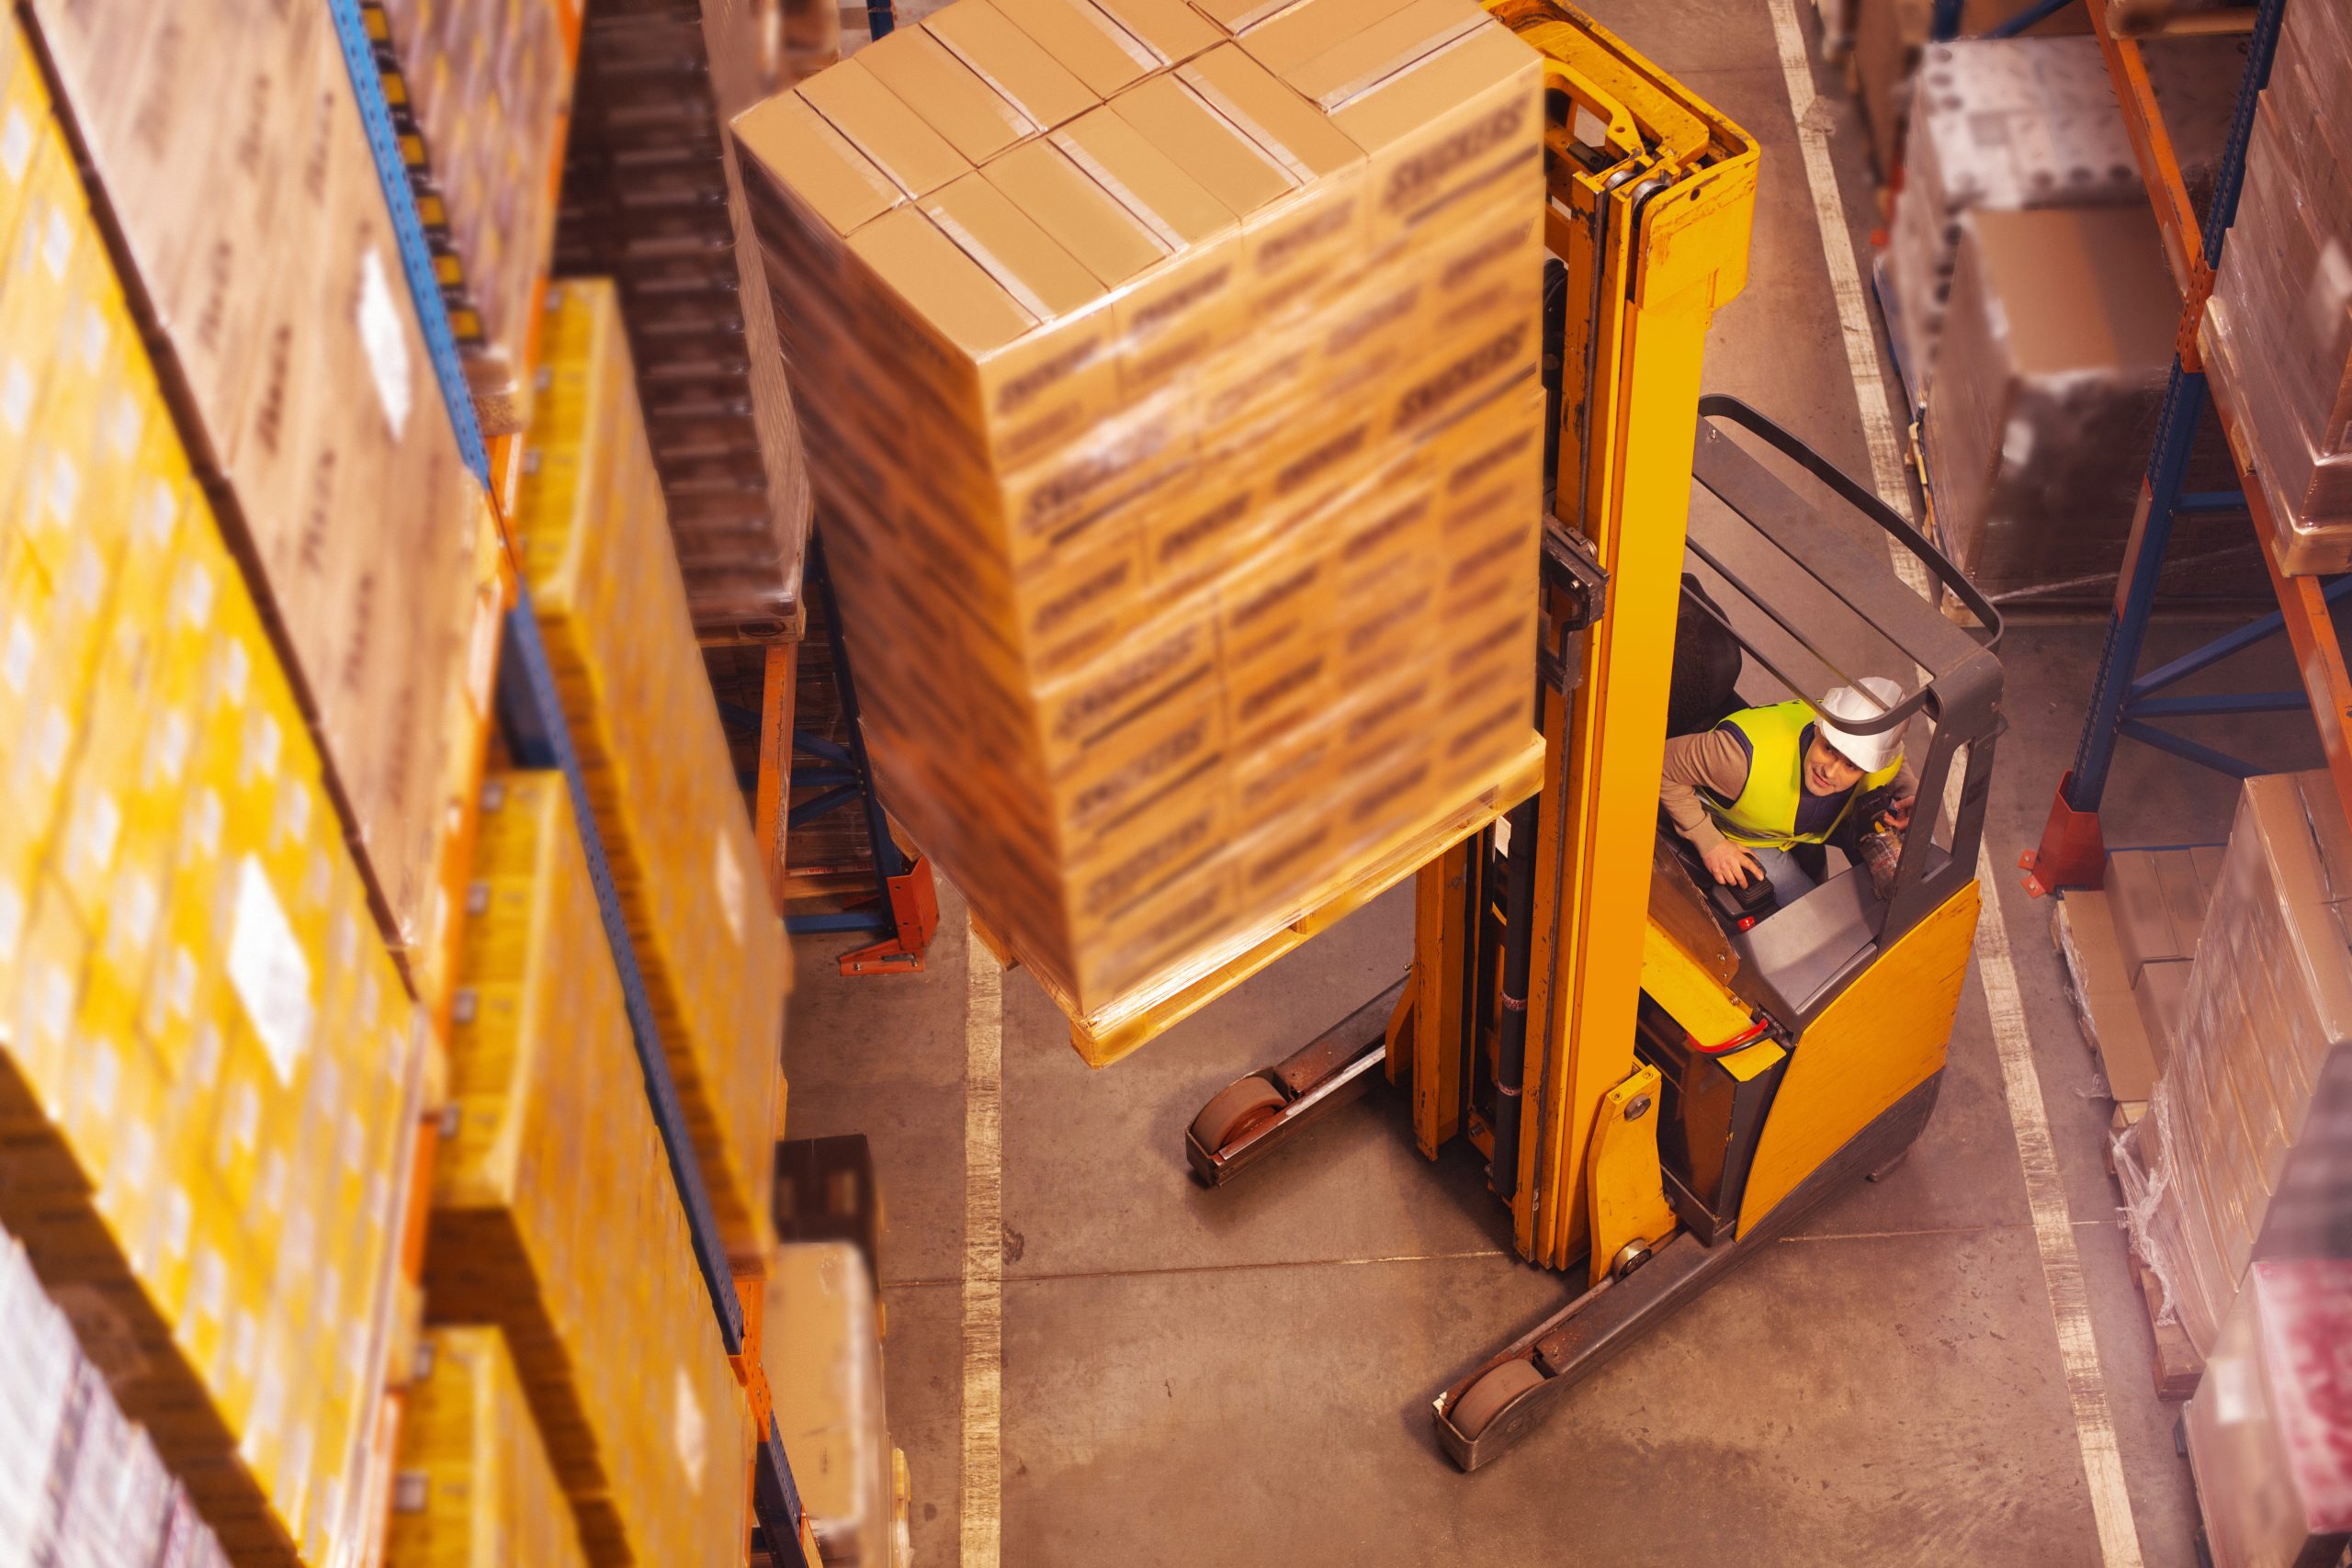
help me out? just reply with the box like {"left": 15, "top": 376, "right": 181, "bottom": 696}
{"left": 31, "top": 0, "right": 490, "bottom": 968}
{"left": 427, "top": 773, "right": 750, "bottom": 1567}
{"left": 557, "top": 0, "right": 812, "bottom": 637}
{"left": 1921, "top": 204, "right": 2249, "bottom": 604}
{"left": 2117, "top": 772, "right": 2352, "bottom": 1356}
{"left": 735, "top": 0, "right": 1544, "bottom": 1045}
{"left": 512, "top": 279, "right": 786, "bottom": 1262}
{"left": 375, "top": 0, "right": 578, "bottom": 434}
{"left": 2202, "top": 35, "right": 2352, "bottom": 574}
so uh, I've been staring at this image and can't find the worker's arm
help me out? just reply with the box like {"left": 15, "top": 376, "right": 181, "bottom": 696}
{"left": 1662, "top": 729, "right": 1759, "bottom": 886}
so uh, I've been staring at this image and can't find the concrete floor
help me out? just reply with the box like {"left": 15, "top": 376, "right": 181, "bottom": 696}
{"left": 786, "top": 4, "right": 2330, "bottom": 1562}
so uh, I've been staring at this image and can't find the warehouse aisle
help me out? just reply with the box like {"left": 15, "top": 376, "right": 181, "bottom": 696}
{"left": 783, "top": 4, "right": 2320, "bottom": 1563}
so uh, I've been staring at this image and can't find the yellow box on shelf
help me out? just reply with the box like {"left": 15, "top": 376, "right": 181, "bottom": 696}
{"left": 511, "top": 277, "right": 786, "bottom": 1263}
{"left": 425, "top": 771, "right": 748, "bottom": 1567}
{"left": 0, "top": 43, "right": 427, "bottom": 1557}
{"left": 387, "top": 1325, "right": 590, "bottom": 1568}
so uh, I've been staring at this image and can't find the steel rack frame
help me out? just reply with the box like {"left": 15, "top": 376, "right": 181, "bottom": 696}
{"left": 2013, "top": 0, "right": 2352, "bottom": 896}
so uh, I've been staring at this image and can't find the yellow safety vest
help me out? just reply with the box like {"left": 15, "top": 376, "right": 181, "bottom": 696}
{"left": 1706, "top": 700, "right": 1902, "bottom": 852}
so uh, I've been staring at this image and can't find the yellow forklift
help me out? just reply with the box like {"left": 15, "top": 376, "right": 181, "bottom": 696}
{"left": 1178, "top": 1, "right": 2005, "bottom": 1469}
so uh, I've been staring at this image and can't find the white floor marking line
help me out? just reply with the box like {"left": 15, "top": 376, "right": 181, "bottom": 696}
{"left": 1764, "top": 4, "right": 2143, "bottom": 1563}
{"left": 961, "top": 912, "right": 1005, "bottom": 1568}
{"left": 1764, "top": 0, "right": 1928, "bottom": 596}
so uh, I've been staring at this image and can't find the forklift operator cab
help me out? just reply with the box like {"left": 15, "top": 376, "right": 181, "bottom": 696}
{"left": 1175, "top": 1, "right": 2007, "bottom": 1474}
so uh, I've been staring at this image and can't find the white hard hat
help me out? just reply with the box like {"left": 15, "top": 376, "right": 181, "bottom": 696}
{"left": 1815, "top": 677, "right": 1905, "bottom": 773}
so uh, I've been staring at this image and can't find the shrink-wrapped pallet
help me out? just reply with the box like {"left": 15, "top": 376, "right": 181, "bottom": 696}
{"left": 556, "top": 0, "right": 812, "bottom": 636}
{"left": 375, "top": 0, "right": 580, "bottom": 432}
{"left": 25, "top": 0, "right": 496, "bottom": 966}
{"left": 514, "top": 279, "right": 786, "bottom": 1259}
{"left": 737, "top": 0, "right": 1548, "bottom": 1045}
{"left": 1919, "top": 204, "right": 2247, "bottom": 602}
{"left": 0, "top": 1232, "right": 233, "bottom": 1566}
{"left": 1884, "top": 36, "right": 2240, "bottom": 398}
{"left": 2181, "top": 1258, "right": 2352, "bottom": 1566}
{"left": 388, "top": 1326, "right": 592, "bottom": 1568}
{"left": 2203, "top": 0, "right": 2352, "bottom": 574}
{"left": 426, "top": 773, "right": 750, "bottom": 1567}
{"left": 2117, "top": 771, "right": 2352, "bottom": 1356}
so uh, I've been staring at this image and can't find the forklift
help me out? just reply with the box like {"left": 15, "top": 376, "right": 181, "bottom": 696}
{"left": 1179, "top": 0, "right": 2004, "bottom": 1469}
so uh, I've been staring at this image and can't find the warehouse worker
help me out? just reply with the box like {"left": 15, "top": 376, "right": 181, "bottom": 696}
{"left": 1660, "top": 677, "right": 1918, "bottom": 907}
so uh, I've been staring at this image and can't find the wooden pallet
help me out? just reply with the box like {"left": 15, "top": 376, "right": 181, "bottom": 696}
{"left": 2101, "top": 1103, "right": 2204, "bottom": 1399}
{"left": 2124, "top": 1246, "right": 2205, "bottom": 1401}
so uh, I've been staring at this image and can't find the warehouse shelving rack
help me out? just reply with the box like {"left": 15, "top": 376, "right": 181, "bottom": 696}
{"left": 321, "top": 1, "right": 821, "bottom": 1558}
{"left": 2013, "top": 0, "right": 2352, "bottom": 896}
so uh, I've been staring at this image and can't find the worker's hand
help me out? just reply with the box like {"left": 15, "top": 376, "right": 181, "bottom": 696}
{"left": 1881, "top": 795, "right": 1917, "bottom": 831}
{"left": 1702, "top": 841, "right": 1762, "bottom": 888}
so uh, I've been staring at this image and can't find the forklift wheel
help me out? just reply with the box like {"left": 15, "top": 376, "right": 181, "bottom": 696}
{"left": 1190, "top": 1077, "right": 1285, "bottom": 1153}
{"left": 1450, "top": 1359, "right": 1544, "bottom": 1439}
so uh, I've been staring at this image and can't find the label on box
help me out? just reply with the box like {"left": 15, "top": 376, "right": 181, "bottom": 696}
{"left": 356, "top": 247, "right": 413, "bottom": 441}
{"left": 230, "top": 853, "right": 314, "bottom": 1085}
{"left": 716, "top": 831, "right": 748, "bottom": 946}
{"left": 1, "top": 107, "right": 31, "bottom": 180}
{"left": 674, "top": 1367, "right": 707, "bottom": 1493}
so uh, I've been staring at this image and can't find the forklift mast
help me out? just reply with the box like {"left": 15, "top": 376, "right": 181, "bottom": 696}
{"left": 1405, "top": 0, "right": 1761, "bottom": 1272}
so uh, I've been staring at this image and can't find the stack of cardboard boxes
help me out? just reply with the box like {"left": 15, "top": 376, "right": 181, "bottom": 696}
{"left": 387, "top": 1324, "right": 591, "bottom": 1567}
{"left": 1851, "top": 0, "right": 2088, "bottom": 187}
{"left": 513, "top": 279, "right": 787, "bottom": 1263}
{"left": 0, "top": 1230, "right": 233, "bottom": 1565}
{"left": 0, "top": 30, "right": 427, "bottom": 1558}
{"left": 2180, "top": 1258, "right": 2352, "bottom": 1564}
{"left": 28, "top": 0, "right": 499, "bottom": 973}
{"left": 374, "top": 0, "right": 581, "bottom": 433}
{"left": 2201, "top": 0, "right": 2352, "bottom": 576}
{"left": 1896, "top": 37, "right": 2249, "bottom": 604}
{"left": 737, "top": 0, "right": 1548, "bottom": 1041}
{"left": 556, "top": 0, "right": 813, "bottom": 637}
{"left": 424, "top": 773, "right": 749, "bottom": 1567}
{"left": 2117, "top": 771, "right": 2352, "bottom": 1358}
{"left": 2056, "top": 844, "right": 2220, "bottom": 1109}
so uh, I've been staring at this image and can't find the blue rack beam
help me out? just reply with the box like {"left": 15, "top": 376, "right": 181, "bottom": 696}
{"left": 323, "top": 2, "right": 811, "bottom": 1558}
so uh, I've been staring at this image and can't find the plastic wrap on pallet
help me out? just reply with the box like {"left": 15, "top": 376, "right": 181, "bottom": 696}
{"left": 2203, "top": 5, "right": 2352, "bottom": 576}
{"left": 388, "top": 1326, "right": 591, "bottom": 1568}
{"left": 2116, "top": 772, "right": 2352, "bottom": 1357}
{"left": 374, "top": 0, "right": 579, "bottom": 434}
{"left": 1885, "top": 36, "right": 2242, "bottom": 398}
{"left": 0, "top": 19, "right": 429, "bottom": 1552}
{"left": 1851, "top": 0, "right": 2093, "bottom": 186}
{"left": 1917, "top": 204, "right": 2241, "bottom": 602}
{"left": 0, "top": 1229, "right": 233, "bottom": 1567}
{"left": 555, "top": 0, "right": 812, "bottom": 637}
{"left": 25, "top": 0, "right": 497, "bottom": 964}
{"left": 2181, "top": 1258, "right": 2352, "bottom": 1566}
{"left": 513, "top": 278, "right": 786, "bottom": 1261}
{"left": 426, "top": 773, "right": 750, "bottom": 1568}
{"left": 735, "top": 1, "right": 1548, "bottom": 1051}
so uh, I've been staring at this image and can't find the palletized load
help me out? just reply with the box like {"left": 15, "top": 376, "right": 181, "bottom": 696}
{"left": 2201, "top": 0, "right": 2352, "bottom": 575}
{"left": 735, "top": 0, "right": 1549, "bottom": 1049}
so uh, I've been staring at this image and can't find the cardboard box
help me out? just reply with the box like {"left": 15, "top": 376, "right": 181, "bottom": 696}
{"left": 514, "top": 280, "right": 786, "bottom": 1262}
{"left": 733, "top": 0, "right": 1543, "bottom": 1025}
{"left": 427, "top": 774, "right": 750, "bottom": 1567}
{"left": 557, "top": 0, "right": 813, "bottom": 632}
{"left": 2117, "top": 772, "right": 2352, "bottom": 1355}
{"left": 372, "top": 0, "right": 574, "bottom": 434}
{"left": 2180, "top": 1259, "right": 2352, "bottom": 1568}
{"left": 922, "top": 0, "right": 1101, "bottom": 130}
{"left": 1920, "top": 205, "right": 2247, "bottom": 602}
